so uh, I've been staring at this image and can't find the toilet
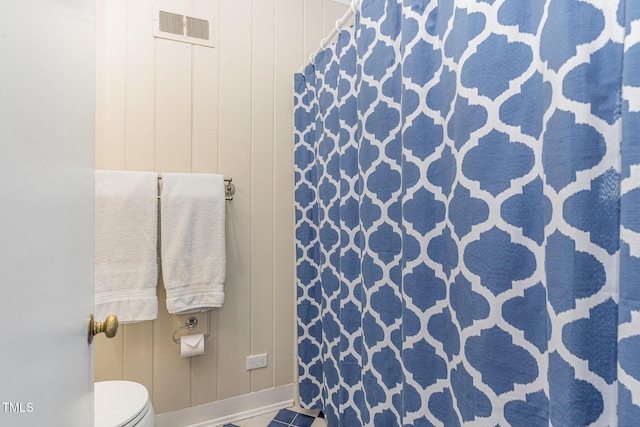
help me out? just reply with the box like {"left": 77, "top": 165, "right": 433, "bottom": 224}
{"left": 95, "top": 381, "right": 156, "bottom": 427}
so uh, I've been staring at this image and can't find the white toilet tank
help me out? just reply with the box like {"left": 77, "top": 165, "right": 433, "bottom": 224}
{"left": 95, "top": 381, "right": 155, "bottom": 427}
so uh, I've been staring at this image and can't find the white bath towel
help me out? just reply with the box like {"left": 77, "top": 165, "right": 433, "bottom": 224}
{"left": 160, "top": 173, "right": 226, "bottom": 313}
{"left": 95, "top": 170, "right": 159, "bottom": 322}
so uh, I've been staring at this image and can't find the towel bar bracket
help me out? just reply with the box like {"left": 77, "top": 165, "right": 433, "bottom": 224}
{"left": 224, "top": 178, "right": 235, "bottom": 201}
{"left": 172, "top": 312, "right": 211, "bottom": 344}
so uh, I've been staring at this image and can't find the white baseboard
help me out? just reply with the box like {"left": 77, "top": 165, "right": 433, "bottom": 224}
{"left": 155, "top": 384, "right": 295, "bottom": 427}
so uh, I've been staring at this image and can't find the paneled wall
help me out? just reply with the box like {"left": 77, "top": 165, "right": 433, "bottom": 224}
{"left": 94, "top": 0, "right": 348, "bottom": 414}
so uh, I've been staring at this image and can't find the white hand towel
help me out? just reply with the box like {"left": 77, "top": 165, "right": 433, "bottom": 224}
{"left": 95, "top": 170, "right": 159, "bottom": 322}
{"left": 160, "top": 173, "right": 226, "bottom": 313}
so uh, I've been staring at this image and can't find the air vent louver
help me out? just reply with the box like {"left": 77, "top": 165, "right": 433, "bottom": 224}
{"left": 159, "top": 11, "right": 184, "bottom": 36}
{"left": 153, "top": 6, "right": 215, "bottom": 47}
{"left": 186, "top": 17, "right": 209, "bottom": 40}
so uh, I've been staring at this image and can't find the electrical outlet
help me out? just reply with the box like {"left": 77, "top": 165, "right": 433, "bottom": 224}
{"left": 246, "top": 353, "right": 268, "bottom": 370}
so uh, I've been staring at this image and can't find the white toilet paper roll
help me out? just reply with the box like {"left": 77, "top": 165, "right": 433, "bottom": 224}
{"left": 180, "top": 333, "right": 205, "bottom": 358}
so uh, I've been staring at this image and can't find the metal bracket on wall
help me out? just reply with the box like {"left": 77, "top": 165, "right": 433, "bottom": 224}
{"left": 172, "top": 311, "right": 211, "bottom": 344}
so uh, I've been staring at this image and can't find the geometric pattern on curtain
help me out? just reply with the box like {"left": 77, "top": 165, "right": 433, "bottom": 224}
{"left": 294, "top": 0, "right": 640, "bottom": 425}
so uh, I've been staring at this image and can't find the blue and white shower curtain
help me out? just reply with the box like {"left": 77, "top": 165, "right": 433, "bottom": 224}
{"left": 294, "top": 0, "right": 640, "bottom": 425}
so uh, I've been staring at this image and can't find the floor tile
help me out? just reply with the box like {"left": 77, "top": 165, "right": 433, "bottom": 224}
{"left": 261, "top": 409, "right": 282, "bottom": 420}
{"left": 245, "top": 415, "right": 273, "bottom": 427}
{"left": 221, "top": 405, "right": 325, "bottom": 427}
{"left": 274, "top": 409, "right": 298, "bottom": 423}
{"left": 288, "top": 405, "right": 322, "bottom": 418}
{"left": 291, "top": 413, "right": 315, "bottom": 427}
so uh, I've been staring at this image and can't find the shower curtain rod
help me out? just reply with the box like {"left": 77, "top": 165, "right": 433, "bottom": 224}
{"left": 298, "top": 0, "right": 359, "bottom": 73}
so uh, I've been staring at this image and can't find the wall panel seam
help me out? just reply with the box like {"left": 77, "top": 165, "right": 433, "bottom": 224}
{"left": 271, "top": 0, "right": 277, "bottom": 387}
{"left": 123, "top": 1, "right": 129, "bottom": 169}
{"left": 190, "top": 44, "right": 195, "bottom": 173}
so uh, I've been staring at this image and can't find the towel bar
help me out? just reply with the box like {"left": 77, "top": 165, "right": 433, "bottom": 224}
{"left": 157, "top": 176, "right": 235, "bottom": 201}
{"left": 172, "top": 312, "right": 211, "bottom": 344}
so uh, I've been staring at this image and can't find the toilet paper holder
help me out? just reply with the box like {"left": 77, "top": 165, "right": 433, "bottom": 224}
{"left": 172, "top": 313, "right": 211, "bottom": 344}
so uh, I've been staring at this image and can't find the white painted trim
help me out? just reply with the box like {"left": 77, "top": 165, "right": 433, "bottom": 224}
{"left": 155, "top": 384, "right": 295, "bottom": 427}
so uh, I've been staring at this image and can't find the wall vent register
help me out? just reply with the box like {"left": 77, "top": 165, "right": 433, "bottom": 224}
{"left": 153, "top": 6, "right": 215, "bottom": 48}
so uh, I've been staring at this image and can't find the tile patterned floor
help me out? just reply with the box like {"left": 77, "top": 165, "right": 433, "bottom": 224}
{"left": 223, "top": 406, "right": 326, "bottom": 427}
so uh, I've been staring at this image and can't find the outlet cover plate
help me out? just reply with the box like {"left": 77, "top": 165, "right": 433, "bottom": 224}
{"left": 246, "top": 353, "right": 268, "bottom": 370}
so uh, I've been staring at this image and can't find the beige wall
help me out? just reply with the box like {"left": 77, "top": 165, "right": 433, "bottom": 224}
{"left": 94, "top": 0, "right": 348, "bottom": 415}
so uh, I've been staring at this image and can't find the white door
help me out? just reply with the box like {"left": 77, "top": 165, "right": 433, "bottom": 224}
{"left": 0, "top": 0, "right": 95, "bottom": 426}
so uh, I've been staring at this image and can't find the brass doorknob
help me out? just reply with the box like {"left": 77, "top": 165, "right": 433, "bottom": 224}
{"left": 88, "top": 314, "right": 118, "bottom": 344}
